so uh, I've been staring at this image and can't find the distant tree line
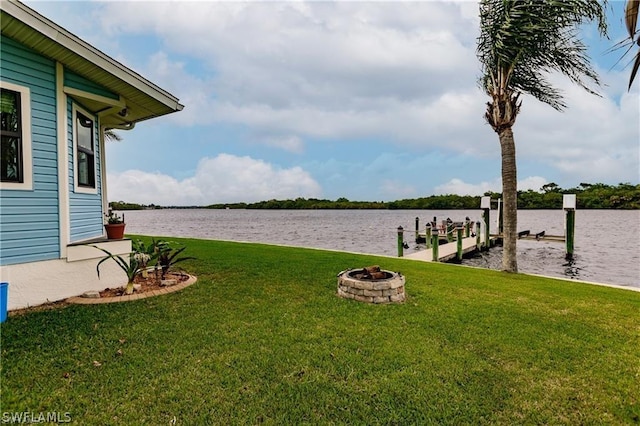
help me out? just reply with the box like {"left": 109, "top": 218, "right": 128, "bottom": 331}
{"left": 511, "top": 182, "right": 640, "bottom": 209}
{"left": 109, "top": 201, "right": 163, "bottom": 211}
{"left": 111, "top": 183, "right": 639, "bottom": 210}
{"left": 208, "top": 183, "right": 639, "bottom": 210}
{"left": 210, "top": 197, "right": 389, "bottom": 210}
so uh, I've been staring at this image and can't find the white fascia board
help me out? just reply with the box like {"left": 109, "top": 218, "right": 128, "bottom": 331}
{"left": 63, "top": 86, "right": 126, "bottom": 109}
{"left": 1, "top": 0, "right": 183, "bottom": 112}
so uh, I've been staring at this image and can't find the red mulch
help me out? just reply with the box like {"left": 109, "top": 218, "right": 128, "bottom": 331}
{"left": 99, "top": 271, "right": 190, "bottom": 298}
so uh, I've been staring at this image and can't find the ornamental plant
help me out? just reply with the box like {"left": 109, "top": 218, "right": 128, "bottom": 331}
{"left": 132, "top": 240, "right": 155, "bottom": 278}
{"left": 94, "top": 245, "right": 158, "bottom": 295}
{"left": 104, "top": 210, "right": 124, "bottom": 224}
{"left": 155, "top": 241, "right": 196, "bottom": 280}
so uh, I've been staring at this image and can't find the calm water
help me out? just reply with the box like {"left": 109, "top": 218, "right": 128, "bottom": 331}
{"left": 121, "top": 209, "right": 640, "bottom": 289}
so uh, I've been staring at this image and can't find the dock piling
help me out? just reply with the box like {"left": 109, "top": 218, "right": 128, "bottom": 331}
{"left": 476, "top": 221, "right": 482, "bottom": 250}
{"left": 497, "top": 198, "right": 503, "bottom": 235}
{"left": 456, "top": 226, "right": 464, "bottom": 261}
{"left": 563, "top": 194, "right": 576, "bottom": 260}
{"left": 397, "top": 226, "right": 404, "bottom": 257}
{"left": 425, "top": 225, "right": 432, "bottom": 249}
{"left": 481, "top": 196, "right": 491, "bottom": 251}
{"left": 446, "top": 221, "right": 454, "bottom": 242}
{"left": 431, "top": 229, "right": 439, "bottom": 261}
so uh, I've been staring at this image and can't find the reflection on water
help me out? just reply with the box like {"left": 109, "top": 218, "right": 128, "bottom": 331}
{"left": 122, "top": 209, "right": 639, "bottom": 288}
{"left": 562, "top": 258, "right": 582, "bottom": 279}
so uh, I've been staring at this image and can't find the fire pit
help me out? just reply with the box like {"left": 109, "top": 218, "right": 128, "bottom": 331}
{"left": 337, "top": 266, "right": 405, "bottom": 304}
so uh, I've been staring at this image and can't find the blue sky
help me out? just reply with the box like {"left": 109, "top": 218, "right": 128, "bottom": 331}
{"left": 28, "top": 1, "right": 639, "bottom": 205}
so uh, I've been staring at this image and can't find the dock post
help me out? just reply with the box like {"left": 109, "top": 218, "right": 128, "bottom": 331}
{"left": 563, "top": 194, "right": 576, "bottom": 260}
{"left": 481, "top": 196, "right": 490, "bottom": 250}
{"left": 476, "top": 221, "right": 482, "bottom": 251}
{"left": 465, "top": 218, "right": 471, "bottom": 238}
{"left": 397, "top": 226, "right": 404, "bottom": 257}
{"left": 425, "top": 225, "right": 432, "bottom": 249}
{"left": 456, "top": 226, "right": 464, "bottom": 261}
{"left": 497, "top": 198, "right": 503, "bottom": 236}
{"left": 432, "top": 229, "right": 439, "bottom": 261}
{"left": 415, "top": 217, "right": 419, "bottom": 242}
{"left": 447, "top": 221, "right": 454, "bottom": 242}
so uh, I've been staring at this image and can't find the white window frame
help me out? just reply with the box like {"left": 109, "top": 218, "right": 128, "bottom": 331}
{"left": 72, "top": 104, "right": 98, "bottom": 194}
{"left": 0, "top": 81, "right": 33, "bottom": 191}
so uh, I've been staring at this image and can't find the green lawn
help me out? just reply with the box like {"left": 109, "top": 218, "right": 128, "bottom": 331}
{"left": 1, "top": 237, "right": 639, "bottom": 424}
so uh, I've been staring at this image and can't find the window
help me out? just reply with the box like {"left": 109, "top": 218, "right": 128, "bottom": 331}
{"left": 75, "top": 109, "right": 96, "bottom": 189}
{"left": 1, "top": 88, "right": 23, "bottom": 183}
{"left": 0, "top": 82, "right": 32, "bottom": 191}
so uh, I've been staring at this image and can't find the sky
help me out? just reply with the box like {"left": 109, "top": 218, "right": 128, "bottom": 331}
{"left": 27, "top": 0, "right": 640, "bottom": 206}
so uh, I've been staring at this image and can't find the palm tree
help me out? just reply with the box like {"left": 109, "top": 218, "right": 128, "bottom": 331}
{"left": 624, "top": 0, "right": 639, "bottom": 88}
{"left": 477, "top": 0, "right": 607, "bottom": 273}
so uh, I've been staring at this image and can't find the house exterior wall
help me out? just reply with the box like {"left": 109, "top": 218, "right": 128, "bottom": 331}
{"left": 0, "top": 2, "right": 182, "bottom": 310}
{"left": 64, "top": 70, "right": 120, "bottom": 101}
{"left": 67, "top": 98, "right": 104, "bottom": 242}
{"left": 0, "top": 36, "right": 59, "bottom": 266}
{"left": 3, "top": 242, "right": 131, "bottom": 310}
{"left": 1, "top": 36, "right": 131, "bottom": 310}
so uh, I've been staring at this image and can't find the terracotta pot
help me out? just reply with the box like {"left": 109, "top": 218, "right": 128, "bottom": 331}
{"left": 104, "top": 223, "right": 126, "bottom": 240}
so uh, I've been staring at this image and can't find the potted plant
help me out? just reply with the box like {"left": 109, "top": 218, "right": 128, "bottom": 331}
{"left": 104, "top": 210, "right": 126, "bottom": 240}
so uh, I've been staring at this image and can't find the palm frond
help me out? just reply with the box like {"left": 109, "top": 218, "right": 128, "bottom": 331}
{"left": 625, "top": 0, "right": 640, "bottom": 88}
{"left": 626, "top": 0, "right": 639, "bottom": 38}
{"left": 630, "top": 50, "right": 640, "bottom": 88}
{"left": 104, "top": 129, "right": 122, "bottom": 142}
{"left": 477, "top": 0, "right": 608, "bottom": 112}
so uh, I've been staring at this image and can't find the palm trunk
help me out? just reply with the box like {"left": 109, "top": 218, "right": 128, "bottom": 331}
{"left": 498, "top": 126, "right": 518, "bottom": 273}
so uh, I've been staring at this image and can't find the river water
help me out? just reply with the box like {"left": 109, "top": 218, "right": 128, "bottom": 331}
{"left": 120, "top": 209, "right": 639, "bottom": 289}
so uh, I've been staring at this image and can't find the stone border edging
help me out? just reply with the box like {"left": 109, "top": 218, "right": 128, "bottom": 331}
{"left": 67, "top": 274, "right": 197, "bottom": 305}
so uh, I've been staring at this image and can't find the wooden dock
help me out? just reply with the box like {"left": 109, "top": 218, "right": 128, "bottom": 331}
{"left": 404, "top": 236, "right": 481, "bottom": 263}
{"left": 404, "top": 231, "right": 566, "bottom": 264}
{"left": 401, "top": 196, "right": 575, "bottom": 263}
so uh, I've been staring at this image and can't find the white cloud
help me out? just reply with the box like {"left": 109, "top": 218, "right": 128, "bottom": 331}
{"left": 107, "top": 154, "right": 322, "bottom": 205}
{"left": 91, "top": 2, "right": 638, "bottom": 181}
{"left": 96, "top": 1, "right": 485, "bottom": 149}
{"left": 434, "top": 176, "right": 549, "bottom": 196}
{"left": 262, "top": 135, "right": 305, "bottom": 153}
{"left": 30, "top": 0, "right": 638, "bottom": 191}
{"left": 434, "top": 178, "right": 498, "bottom": 196}
{"left": 380, "top": 180, "right": 418, "bottom": 199}
{"left": 517, "top": 176, "right": 549, "bottom": 192}
{"left": 506, "top": 69, "right": 639, "bottom": 181}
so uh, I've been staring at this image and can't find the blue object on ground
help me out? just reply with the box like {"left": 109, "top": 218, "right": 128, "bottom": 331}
{"left": 0, "top": 282, "right": 8, "bottom": 323}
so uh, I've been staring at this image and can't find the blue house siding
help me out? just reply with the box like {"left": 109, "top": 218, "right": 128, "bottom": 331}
{"left": 67, "top": 98, "right": 104, "bottom": 242}
{"left": 0, "top": 36, "right": 59, "bottom": 266}
{"left": 64, "top": 71, "right": 119, "bottom": 101}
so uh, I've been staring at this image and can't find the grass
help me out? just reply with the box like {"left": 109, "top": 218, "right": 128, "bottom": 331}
{"left": 1, "top": 236, "right": 639, "bottom": 424}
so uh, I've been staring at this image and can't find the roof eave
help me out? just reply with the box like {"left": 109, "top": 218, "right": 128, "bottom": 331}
{"left": 0, "top": 0, "right": 183, "bottom": 123}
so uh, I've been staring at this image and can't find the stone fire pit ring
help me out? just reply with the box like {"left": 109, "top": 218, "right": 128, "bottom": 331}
{"left": 337, "top": 266, "right": 405, "bottom": 304}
